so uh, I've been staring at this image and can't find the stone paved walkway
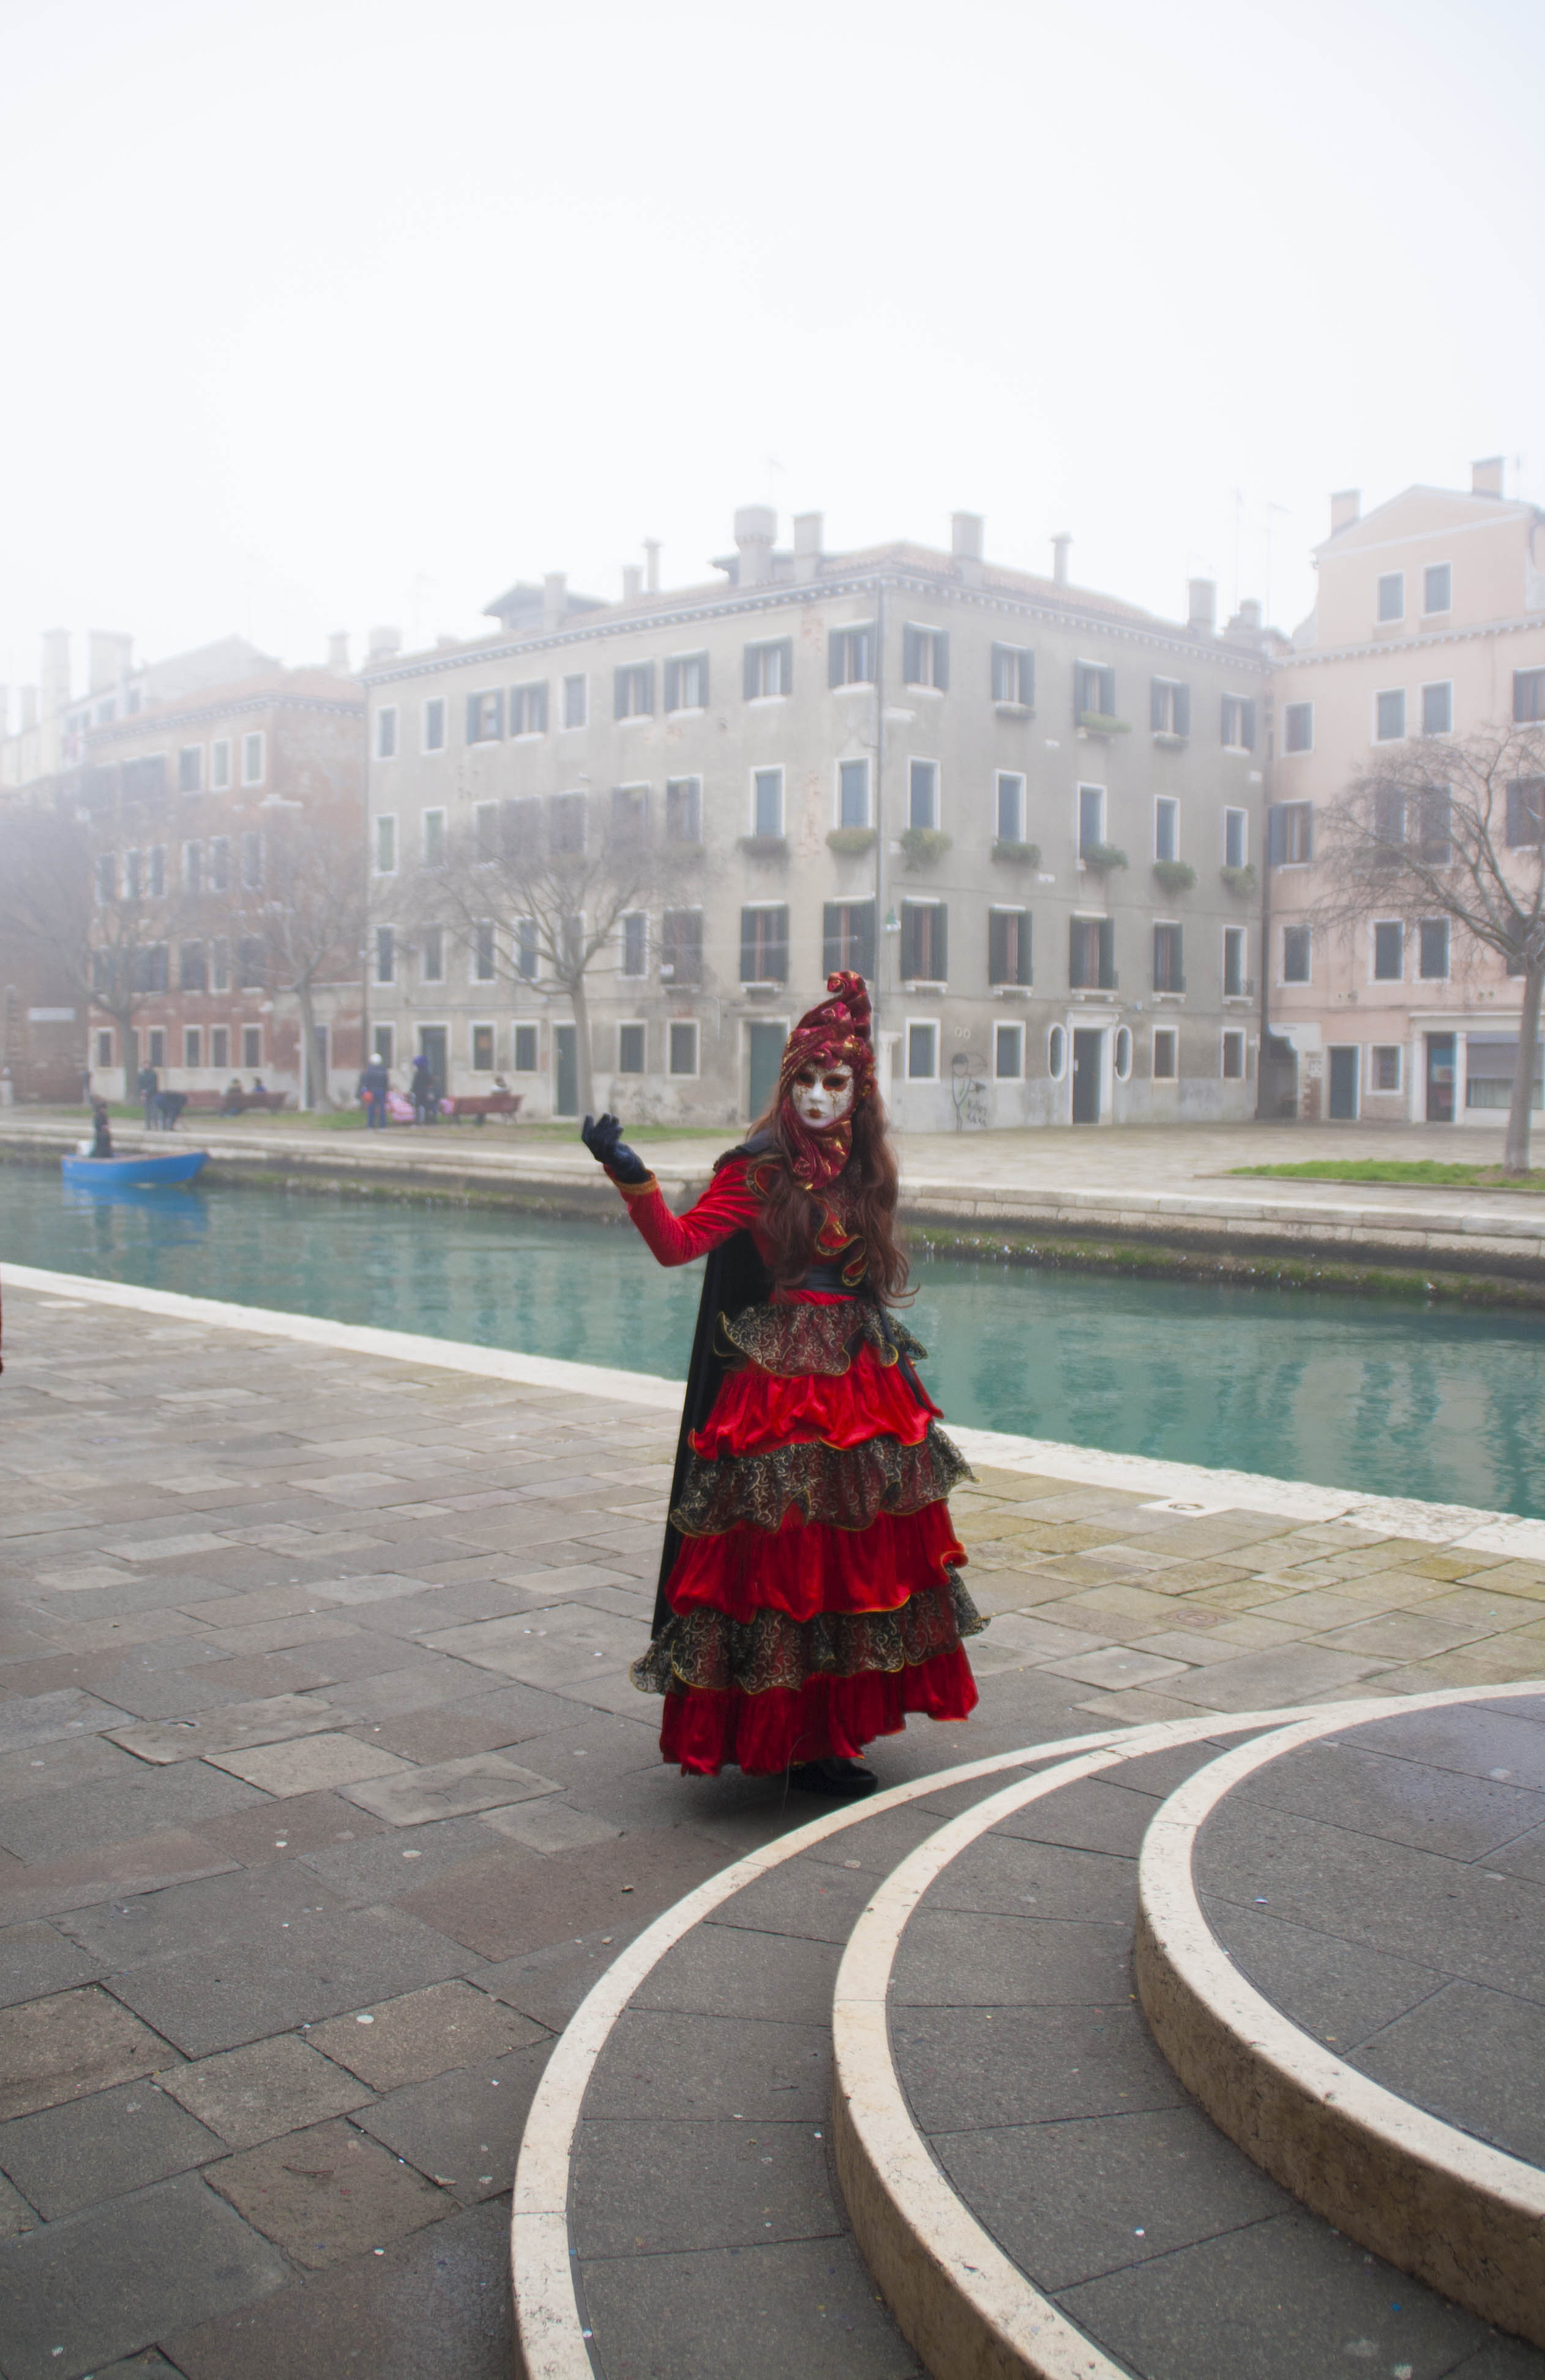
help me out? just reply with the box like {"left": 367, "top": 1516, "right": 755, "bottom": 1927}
{"left": 1, "top": 1281, "right": 1544, "bottom": 2376}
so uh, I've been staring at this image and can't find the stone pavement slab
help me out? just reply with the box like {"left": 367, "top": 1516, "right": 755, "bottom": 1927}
{"left": 0, "top": 1986, "right": 176, "bottom": 2123}
{"left": 160, "top": 2034, "right": 374, "bottom": 2149}
{"left": 306, "top": 1980, "right": 544, "bottom": 2092}
{"left": 0, "top": 2075, "right": 225, "bottom": 2219}
{"left": 203, "top": 2116, "right": 450, "bottom": 2269}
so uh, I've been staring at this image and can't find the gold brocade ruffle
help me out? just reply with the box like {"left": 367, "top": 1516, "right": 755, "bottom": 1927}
{"left": 631, "top": 1572, "right": 984, "bottom": 1699}
{"left": 719, "top": 1299, "right": 929, "bottom": 1380}
{"left": 670, "top": 1423, "right": 971, "bottom": 1538}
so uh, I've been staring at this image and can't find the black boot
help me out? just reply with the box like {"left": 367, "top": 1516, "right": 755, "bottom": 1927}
{"left": 788, "top": 1757, "right": 877, "bottom": 1799}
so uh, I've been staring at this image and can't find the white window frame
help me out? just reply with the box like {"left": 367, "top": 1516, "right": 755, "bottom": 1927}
{"left": 373, "top": 814, "right": 397, "bottom": 876}
{"left": 1221, "top": 1027, "right": 1247, "bottom": 1082}
{"left": 375, "top": 706, "right": 398, "bottom": 762}
{"left": 750, "top": 766, "right": 785, "bottom": 838}
{"left": 240, "top": 1023, "right": 263, "bottom": 1072}
{"left": 178, "top": 745, "right": 203, "bottom": 795}
{"left": 1221, "top": 695, "right": 1254, "bottom": 753}
{"left": 184, "top": 1025, "right": 201, "bottom": 1071}
{"left": 1152, "top": 1024, "right": 1178, "bottom": 1082}
{"left": 907, "top": 757, "right": 940, "bottom": 831}
{"left": 1222, "top": 923, "right": 1248, "bottom": 1000}
{"left": 1281, "top": 702, "right": 1314, "bottom": 755}
{"left": 993, "top": 1020, "right": 1025, "bottom": 1080}
{"left": 829, "top": 623, "right": 875, "bottom": 690}
{"left": 836, "top": 757, "right": 871, "bottom": 829}
{"left": 1281, "top": 922, "right": 1312, "bottom": 986}
{"left": 512, "top": 1021, "right": 540, "bottom": 1073}
{"left": 746, "top": 640, "right": 791, "bottom": 702}
{"left": 1374, "top": 687, "right": 1407, "bottom": 744}
{"left": 1153, "top": 795, "right": 1180, "bottom": 863}
{"left": 373, "top": 924, "right": 395, "bottom": 986}
{"left": 182, "top": 840, "right": 203, "bottom": 892}
{"left": 240, "top": 730, "right": 265, "bottom": 787}
{"left": 899, "top": 894, "right": 946, "bottom": 990}
{"left": 473, "top": 921, "right": 496, "bottom": 984}
{"left": 1377, "top": 571, "right": 1405, "bottom": 624}
{"left": 1418, "top": 916, "right": 1451, "bottom": 981}
{"left": 469, "top": 1020, "right": 497, "bottom": 1072}
{"left": 667, "top": 1019, "right": 700, "bottom": 1078}
{"left": 665, "top": 776, "right": 703, "bottom": 845}
{"left": 1368, "top": 1043, "right": 1404, "bottom": 1095}
{"left": 514, "top": 915, "right": 539, "bottom": 982}
{"left": 422, "top": 807, "right": 447, "bottom": 867}
{"left": 95, "top": 1028, "right": 114, "bottom": 1069}
{"left": 903, "top": 622, "right": 948, "bottom": 693}
{"left": 510, "top": 681, "right": 548, "bottom": 740}
{"left": 1423, "top": 561, "right": 1453, "bottom": 618}
{"left": 563, "top": 673, "right": 589, "bottom": 730}
{"left": 905, "top": 1017, "right": 940, "bottom": 1081}
{"left": 1421, "top": 680, "right": 1454, "bottom": 736}
{"left": 1371, "top": 917, "right": 1405, "bottom": 984}
{"left": 1076, "top": 782, "right": 1106, "bottom": 854}
{"left": 147, "top": 1027, "right": 167, "bottom": 1072}
{"left": 209, "top": 738, "right": 231, "bottom": 790}
{"left": 1223, "top": 806, "right": 1248, "bottom": 868}
{"left": 995, "top": 772, "right": 1026, "bottom": 844}
{"left": 421, "top": 923, "right": 446, "bottom": 986}
{"left": 422, "top": 696, "right": 446, "bottom": 754}
{"left": 616, "top": 1019, "right": 648, "bottom": 1076}
{"left": 619, "top": 910, "right": 649, "bottom": 979}
{"left": 665, "top": 651, "right": 709, "bottom": 714}
{"left": 991, "top": 643, "right": 1033, "bottom": 709}
{"left": 739, "top": 902, "right": 788, "bottom": 988}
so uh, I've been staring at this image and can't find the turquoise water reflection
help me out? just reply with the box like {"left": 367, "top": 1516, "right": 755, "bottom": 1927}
{"left": 5, "top": 1167, "right": 1542, "bottom": 1517}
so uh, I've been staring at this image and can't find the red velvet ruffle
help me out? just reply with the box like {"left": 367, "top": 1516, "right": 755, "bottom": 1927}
{"left": 665, "top": 1502, "right": 967, "bottom": 1625}
{"left": 659, "top": 1643, "right": 979, "bottom": 1775}
{"left": 691, "top": 1336, "right": 939, "bottom": 1458}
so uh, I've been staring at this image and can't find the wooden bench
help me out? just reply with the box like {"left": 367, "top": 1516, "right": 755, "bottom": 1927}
{"left": 441, "top": 1092, "right": 523, "bottom": 1125}
{"left": 182, "top": 1089, "right": 290, "bottom": 1115}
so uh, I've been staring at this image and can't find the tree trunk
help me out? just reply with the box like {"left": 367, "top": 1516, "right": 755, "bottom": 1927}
{"left": 1504, "top": 961, "right": 1544, "bottom": 1175}
{"left": 569, "top": 975, "right": 594, "bottom": 1117}
{"left": 294, "top": 978, "right": 323, "bottom": 1112}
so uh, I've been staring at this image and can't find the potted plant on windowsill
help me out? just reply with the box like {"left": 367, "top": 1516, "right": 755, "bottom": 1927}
{"left": 1079, "top": 841, "right": 1128, "bottom": 875}
{"left": 825, "top": 827, "right": 877, "bottom": 856}
{"left": 737, "top": 834, "right": 788, "bottom": 858}
{"left": 899, "top": 827, "right": 953, "bottom": 869}
{"left": 1151, "top": 859, "right": 1197, "bottom": 894}
{"left": 1077, "top": 712, "right": 1131, "bottom": 738}
{"left": 990, "top": 839, "right": 1041, "bottom": 867}
{"left": 1220, "top": 863, "right": 1258, "bottom": 900}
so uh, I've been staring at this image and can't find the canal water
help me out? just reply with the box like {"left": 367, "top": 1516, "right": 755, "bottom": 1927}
{"left": 2, "top": 1166, "right": 1542, "bottom": 1519}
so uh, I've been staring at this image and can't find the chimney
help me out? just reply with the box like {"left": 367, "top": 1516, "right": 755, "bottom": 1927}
{"left": 734, "top": 504, "right": 777, "bottom": 587}
{"left": 622, "top": 564, "right": 643, "bottom": 603}
{"left": 1051, "top": 534, "right": 1071, "bottom": 586}
{"left": 1330, "top": 488, "right": 1360, "bottom": 534}
{"left": 40, "top": 629, "right": 70, "bottom": 719}
{"left": 1473, "top": 455, "right": 1505, "bottom": 498}
{"left": 951, "top": 511, "right": 984, "bottom": 587}
{"left": 542, "top": 572, "right": 567, "bottom": 628}
{"left": 327, "top": 632, "right": 351, "bottom": 676}
{"left": 793, "top": 512, "right": 823, "bottom": 584}
{"left": 20, "top": 686, "right": 38, "bottom": 732}
{"left": 1236, "top": 597, "right": 1262, "bottom": 629}
{"left": 1188, "top": 577, "right": 1217, "bottom": 634}
{"left": 88, "top": 631, "right": 133, "bottom": 694}
{"left": 367, "top": 626, "right": 401, "bottom": 660}
{"left": 643, "top": 539, "right": 661, "bottom": 595}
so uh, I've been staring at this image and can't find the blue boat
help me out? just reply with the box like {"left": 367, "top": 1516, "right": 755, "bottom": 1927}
{"left": 62, "top": 1150, "right": 209, "bottom": 1189}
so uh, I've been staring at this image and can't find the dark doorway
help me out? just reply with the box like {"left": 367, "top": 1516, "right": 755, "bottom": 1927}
{"left": 1259, "top": 1032, "right": 1298, "bottom": 1120}
{"left": 747, "top": 1022, "right": 784, "bottom": 1123}
{"left": 1426, "top": 1032, "right": 1456, "bottom": 1124}
{"left": 417, "top": 1026, "right": 447, "bottom": 1101}
{"left": 554, "top": 1023, "right": 578, "bottom": 1117}
{"left": 1072, "top": 1028, "right": 1102, "bottom": 1123}
{"left": 1328, "top": 1046, "right": 1359, "bottom": 1121}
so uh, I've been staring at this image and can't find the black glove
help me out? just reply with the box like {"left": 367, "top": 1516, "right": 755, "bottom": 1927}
{"left": 582, "top": 1112, "right": 649, "bottom": 1184}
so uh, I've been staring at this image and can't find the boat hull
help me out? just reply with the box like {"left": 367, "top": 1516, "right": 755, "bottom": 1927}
{"left": 62, "top": 1151, "right": 209, "bottom": 1189}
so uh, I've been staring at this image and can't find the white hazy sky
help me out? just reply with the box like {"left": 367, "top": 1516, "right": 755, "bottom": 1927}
{"left": 3, "top": 0, "right": 1543, "bottom": 707}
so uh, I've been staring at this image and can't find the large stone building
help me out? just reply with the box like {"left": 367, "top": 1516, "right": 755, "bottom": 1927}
{"left": 1266, "top": 461, "right": 1545, "bottom": 1124}
{"left": 360, "top": 510, "right": 1273, "bottom": 1129}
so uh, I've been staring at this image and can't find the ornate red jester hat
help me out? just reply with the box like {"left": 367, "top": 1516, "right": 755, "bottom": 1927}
{"left": 777, "top": 970, "right": 875, "bottom": 1191}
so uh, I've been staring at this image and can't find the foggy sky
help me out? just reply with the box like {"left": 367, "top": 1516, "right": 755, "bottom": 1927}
{"left": 3, "top": 0, "right": 1543, "bottom": 703}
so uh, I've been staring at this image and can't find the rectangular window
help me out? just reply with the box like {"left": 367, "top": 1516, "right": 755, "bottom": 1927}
{"left": 124, "top": 848, "right": 143, "bottom": 899}
{"left": 1507, "top": 779, "right": 1545, "bottom": 845}
{"left": 1153, "top": 922, "right": 1184, "bottom": 993}
{"left": 828, "top": 625, "right": 874, "bottom": 687}
{"left": 1075, "top": 660, "right": 1116, "bottom": 719}
{"left": 184, "top": 1027, "right": 201, "bottom": 1069}
{"left": 668, "top": 1020, "right": 698, "bottom": 1076}
{"left": 1514, "top": 670, "right": 1545, "bottom": 725}
{"left": 422, "top": 925, "right": 445, "bottom": 984}
{"left": 665, "top": 777, "right": 702, "bottom": 844}
{"left": 466, "top": 690, "right": 504, "bottom": 743}
{"left": 621, "top": 913, "right": 648, "bottom": 978}
{"left": 179, "top": 940, "right": 206, "bottom": 992}
{"left": 993, "top": 1022, "right": 1024, "bottom": 1079}
{"left": 903, "top": 625, "right": 949, "bottom": 690}
{"left": 752, "top": 768, "right": 784, "bottom": 838}
{"left": 1282, "top": 924, "right": 1311, "bottom": 984}
{"left": 1421, "top": 681, "right": 1453, "bottom": 735}
{"left": 1419, "top": 918, "right": 1450, "bottom": 979}
{"left": 149, "top": 845, "right": 166, "bottom": 898}
{"left": 211, "top": 937, "right": 230, "bottom": 992}
{"left": 991, "top": 644, "right": 1033, "bottom": 707}
{"left": 610, "top": 785, "right": 649, "bottom": 848}
{"left": 838, "top": 757, "right": 870, "bottom": 828}
{"left": 744, "top": 639, "right": 792, "bottom": 700}
{"left": 1154, "top": 796, "right": 1180, "bottom": 863}
{"left": 1223, "top": 926, "right": 1246, "bottom": 998}
{"left": 900, "top": 901, "right": 948, "bottom": 983}
{"left": 908, "top": 759, "right": 939, "bottom": 831}
{"left": 242, "top": 1025, "right": 262, "bottom": 1070}
{"left": 473, "top": 802, "right": 498, "bottom": 863}
{"left": 907, "top": 1020, "right": 938, "bottom": 1080}
{"left": 1221, "top": 695, "right": 1257, "bottom": 750}
{"left": 1282, "top": 701, "right": 1314, "bottom": 754}
{"left": 1222, "top": 1028, "right": 1246, "bottom": 1080}
{"left": 1069, "top": 916, "right": 1115, "bottom": 990}
{"left": 1224, "top": 808, "right": 1248, "bottom": 869}
{"left": 1424, "top": 563, "right": 1452, "bottom": 615}
{"left": 95, "top": 851, "right": 116, "bottom": 902}
{"left": 1153, "top": 1027, "right": 1178, "bottom": 1080}
{"left": 1078, "top": 784, "right": 1105, "bottom": 855}
{"left": 183, "top": 841, "right": 202, "bottom": 894}
{"left": 374, "top": 815, "right": 397, "bottom": 875}
{"left": 509, "top": 681, "right": 548, "bottom": 737}
{"left": 1372, "top": 1045, "right": 1402, "bottom": 1092}
{"left": 618, "top": 1022, "right": 646, "bottom": 1075}
{"left": 822, "top": 900, "right": 876, "bottom": 979}
{"left": 995, "top": 773, "right": 1026, "bottom": 843}
{"left": 499, "top": 798, "right": 541, "bottom": 863}
{"left": 614, "top": 662, "right": 654, "bottom": 720}
{"left": 474, "top": 921, "right": 496, "bottom": 982}
{"left": 239, "top": 830, "right": 262, "bottom": 890}
{"left": 95, "top": 1028, "right": 114, "bottom": 1068}
{"left": 211, "top": 1026, "right": 229, "bottom": 1071}
{"left": 1268, "top": 801, "right": 1313, "bottom": 864}
{"left": 1377, "top": 571, "right": 1405, "bottom": 623}
{"left": 515, "top": 917, "right": 538, "bottom": 980}
{"left": 988, "top": 907, "right": 1031, "bottom": 987}
{"left": 178, "top": 746, "right": 202, "bottom": 793}
{"left": 471, "top": 1024, "right": 495, "bottom": 1072}
{"left": 1151, "top": 678, "right": 1191, "bottom": 736}
{"left": 367, "top": 1023, "right": 392, "bottom": 1068}
{"left": 210, "top": 738, "right": 231, "bottom": 790}
{"left": 236, "top": 936, "right": 264, "bottom": 990}
{"left": 664, "top": 653, "right": 708, "bottom": 712}
{"left": 209, "top": 835, "right": 230, "bottom": 892}
{"left": 1376, "top": 688, "right": 1406, "bottom": 741}
{"left": 241, "top": 732, "right": 264, "bottom": 786}
{"left": 375, "top": 925, "right": 395, "bottom": 985}
{"left": 124, "top": 754, "right": 166, "bottom": 804}
{"left": 1417, "top": 786, "right": 1452, "bottom": 863}
{"left": 375, "top": 706, "right": 397, "bottom": 760}
{"left": 422, "top": 809, "right": 446, "bottom": 867}
{"left": 424, "top": 697, "right": 446, "bottom": 752}
{"left": 739, "top": 905, "right": 789, "bottom": 984}
{"left": 147, "top": 1027, "right": 166, "bottom": 1069}
{"left": 513, "top": 1022, "right": 539, "bottom": 1072}
{"left": 662, "top": 908, "right": 703, "bottom": 986}
{"left": 563, "top": 673, "right": 588, "bottom": 729}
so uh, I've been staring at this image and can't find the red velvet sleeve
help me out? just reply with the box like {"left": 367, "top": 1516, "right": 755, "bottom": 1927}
{"left": 611, "top": 1158, "right": 762, "bottom": 1267}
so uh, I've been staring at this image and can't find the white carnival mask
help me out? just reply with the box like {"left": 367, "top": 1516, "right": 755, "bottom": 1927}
{"left": 790, "top": 1062, "right": 855, "bottom": 1129}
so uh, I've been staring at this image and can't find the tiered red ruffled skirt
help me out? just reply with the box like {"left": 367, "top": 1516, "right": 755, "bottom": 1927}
{"left": 632, "top": 1293, "right": 982, "bottom": 1775}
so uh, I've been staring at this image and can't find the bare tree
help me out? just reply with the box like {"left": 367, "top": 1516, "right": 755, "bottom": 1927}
{"left": 1317, "top": 725, "right": 1545, "bottom": 1173}
{"left": 0, "top": 801, "right": 175, "bottom": 1065}
{"left": 246, "top": 811, "right": 368, "bottom": 1110}
{"left": 394, "top": 787, "right": 668, "bottom": 1115}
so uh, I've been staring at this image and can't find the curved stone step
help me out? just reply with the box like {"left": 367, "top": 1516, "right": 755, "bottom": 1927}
{"left": 831, "top": 1685, "right": 1545, "bottom": 2380}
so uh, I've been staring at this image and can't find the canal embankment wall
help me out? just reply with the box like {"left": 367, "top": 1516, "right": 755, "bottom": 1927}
{"left": 7, "top": 1117, "right": 1545, "bottom": 1298}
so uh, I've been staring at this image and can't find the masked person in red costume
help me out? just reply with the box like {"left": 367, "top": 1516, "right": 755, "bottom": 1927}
{"left": 580, "top": 971, "right": 982, "bottom": 1798}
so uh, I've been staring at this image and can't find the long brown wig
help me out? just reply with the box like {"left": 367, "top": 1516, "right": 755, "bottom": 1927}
{"left": 731, "top": 1089, "right": 910, "bottom": 1304}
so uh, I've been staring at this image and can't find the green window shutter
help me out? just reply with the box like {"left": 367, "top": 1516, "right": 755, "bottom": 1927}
{"left": 739, "top": 910, "right": 758, "bottom": 980}
{"left": 903, "top": 626, "right": 922, "bottom": 683}
{"left": 776, "top": 639, "right": 792, "bottom": 694}
{"left": 769, "top": 907, "right": 789, "bottom": 982}
{"left": 613, "top": 668, "right": 629, "bottom": 719}
{"left": 1174, "top": 683, "right": 1191, "bottom": 736}
{"left": 1241, "top": 698, "right": 1256, "bottom": 750}
{"left": 664, "top": 659, "right": 679, "bottom": 711}
{"left": 465, "top": 694, "right": 481, "bottom": 742}
{"left": 1099, "top": 918, "right": 1115, "bottom": 987}
{"left": 856, "top": 900, "right": 875, "bottom": 981}
{"left": 828, "top": 633, "right": 844, "bottom": 689}
{"left": 933, "top": 631, "right": 949, "bottom": 691}
{"left": 934, "top": 905, "right": 949, "bottom": 981}
{"left": 1151, "top": 679, "right": 1164, "bottom": 730}
{"left": 744, "top": 646, "right": 759, "bottom": 700}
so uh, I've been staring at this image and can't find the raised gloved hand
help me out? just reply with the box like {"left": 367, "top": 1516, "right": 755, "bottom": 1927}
{"left": 581, "top": 1112, "right": 649, "bottom": 1185}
